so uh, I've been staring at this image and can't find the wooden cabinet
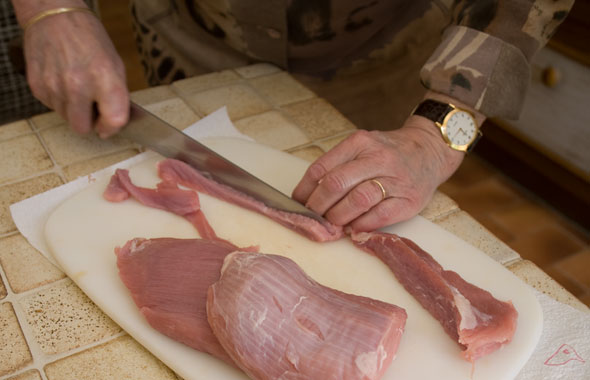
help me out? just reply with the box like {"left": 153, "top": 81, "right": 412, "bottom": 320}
{"left": 494, "top": 47, "right": 590, "bottom": 182}
{"left": 473, "top": 0, "right": 590, "bottom": 229}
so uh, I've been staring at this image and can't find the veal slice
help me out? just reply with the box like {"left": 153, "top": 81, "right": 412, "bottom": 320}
{"left": 115, "top": 237, "right": 239, "bottom": 365}
{"left": 207, "top": 252, "right": 407, "bottom": 380}
{"left": 351, "top": 231, "right": 518, "bottom": 362}
{"left": 157, "top": 158, "right": 344, "bottom": 242}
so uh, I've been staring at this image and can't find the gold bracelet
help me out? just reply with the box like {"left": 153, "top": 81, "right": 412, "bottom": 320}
{"left": 23, "top": 7, "right": 96, "bottom": 34}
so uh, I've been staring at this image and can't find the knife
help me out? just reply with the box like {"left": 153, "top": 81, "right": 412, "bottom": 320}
{"left": 118, "top": 102, "right": 326, "bottom": 223}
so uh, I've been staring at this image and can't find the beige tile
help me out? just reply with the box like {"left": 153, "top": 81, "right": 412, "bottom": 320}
{"left": 249, "top": 72, "right": 315, "bottom": 106}
{"left": 508, "top": 223, "right": 586, "bottom": 268}
{"left": 0, "top": 134, "right": 53, "bottom": 185}
{"left": 144, "top": 98, "right": 200, "bottom": 130}
{"left": 0, "top": 234, "right": 65, "bottom": 294}
{"left": 234, "top": 110, "right": 309, "bottom": 150}
{"left": 468, "top": 214, "right": 515, "bottom": 246}
{"left": 19, "top": 279, "right": 122, "bottom": 355}
{"left": 543, "top": 265, "right": 586, "bottom": 298}
{"left": 0, "top": 302, "right": 32, "bottom": 377}
{"left": 0, "top": 174, "right": 64, "bottom": 235}
{"left": 44, "top": 335, "right": 178, "bottom": 380}
{"left": 508, "top": 260, "right": 589, "bottom": 312}
{"left": 0, "top": 120, "right": 32, "bottom": 141}
{"left": 62, "top": 149, "right": 140, "bottom": 182}
{"left": 7, "top": 369, "right": 42, "bottom": 380}
{"left": 288, "top": 145, "right": 325, "bottom": 162}
{"left": 186, "top": 84, "right": 271, "bottom": 121}
{"left": 40, "top": 124, "right": 132, "bottom": 166}
{"left": 420, "top": 190, "right": 459, "bottom": 221}
{"left": 234, "top": 63, "right": 281, "bottom": 78}
{"left": 29, "top": 112, "right": 65, "bottom": 131}
{"left": 554, "top": 248, "right": 590, "bottom": 288}
{"left": 282, "top": 98, "right": 355, "bottom": 140}
{"left": 130, "top": 85, "right": 176, "bottom": 106}
{"left": 434, "top": 210, "right": 520, "bottom": 264}
{"left": 315, "top": 131, "right": 355, "bottom": 152}
{"left": 172, "top": 70, "right": 240, "bottom": 95}
{"left": 0, "top": 275, "right": 6, "bottom": 299}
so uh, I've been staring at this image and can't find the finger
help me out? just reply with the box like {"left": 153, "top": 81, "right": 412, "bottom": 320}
{"left": 292, "top": 131, "right": 372, "bottom": 203}
{"left": 304, "top": 158, "right": 383, "bottom": 215}
{"left": 65, "top": 93, "right": 94, "bottom": 134}
{"left": 94, "top": 74, "right": 130, "bottom": 138}
{"left": 324, "top": 178, "right": 389, "bottom": 226}
{"left": 348, "top": 197, "right": 417, "bottom": 232}
{"left": 48, "top": 98, "right": 67, "bottom": 122}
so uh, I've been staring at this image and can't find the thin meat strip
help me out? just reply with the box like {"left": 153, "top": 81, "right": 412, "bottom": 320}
{"left": 115, "top": 237, "right": 239, "bottom": 365}
{"left": 207, "top": 252, "right": 407, "bottom": 380}
{"left": 351, "top": 232, "right": 518, "bottom": 362}
{"left": 157, "top": 158, "right": 344, "bottom": 242}
{"left": 104, "top": 168, "right": 219, "bottom": 241}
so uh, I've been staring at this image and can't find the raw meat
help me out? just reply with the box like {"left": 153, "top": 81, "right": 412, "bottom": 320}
{"left": 207, "top": 251, "right": 407, "bottom": 380}
{"left": 103, "top": 168, "right": 220, "bottom": 241}
{"left": 351, "top": 231, "right": 518, "bottom": 362}
{"left": 115, "top": 237, "right": 239, "bottom": 365}
{"left": 157, "top": 158, "right": 344, "bottom": 242}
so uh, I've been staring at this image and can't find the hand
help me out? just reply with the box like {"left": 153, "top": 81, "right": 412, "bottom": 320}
{"left": 22, "top": 8, "right": 129, "bottom": 138}
{"left": 292, "top": 117, "right": 465, "bottom": 232}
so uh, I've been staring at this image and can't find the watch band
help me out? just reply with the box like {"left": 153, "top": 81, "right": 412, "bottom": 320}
{"left": 412, "top": 99, "right": 454, "bottom": 124}
{"left": 412, "top": 99, "right": 482, "bottom": 153}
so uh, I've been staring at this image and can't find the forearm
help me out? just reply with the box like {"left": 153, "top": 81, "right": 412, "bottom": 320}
{"left": 452, "top": 0, "right": 575, "bottom": 61}
{"left": 420, "top": 0, "right": 574, "bottom": 120}
{"left": 11, "top": 0, "right": 90, "bottom": 27}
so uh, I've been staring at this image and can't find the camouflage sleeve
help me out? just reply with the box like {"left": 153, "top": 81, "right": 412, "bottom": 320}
{"left": 420, "top": 0, "right": 575, "bottom": 119}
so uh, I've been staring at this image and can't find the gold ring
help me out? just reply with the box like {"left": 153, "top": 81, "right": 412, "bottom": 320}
{"left": 371, "top": 179, "right": 387, "bottom": 201}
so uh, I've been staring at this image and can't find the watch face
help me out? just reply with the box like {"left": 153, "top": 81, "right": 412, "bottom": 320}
{"left": 442, "top": 109, "right": 478, "bottom": 150}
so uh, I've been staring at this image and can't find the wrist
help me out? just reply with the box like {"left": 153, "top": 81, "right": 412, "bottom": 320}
{"left": 400, "top": 115, "right": 465, "bottom": 181}
{"left": 423, "top": 90, "right": 486, "bottom": 126}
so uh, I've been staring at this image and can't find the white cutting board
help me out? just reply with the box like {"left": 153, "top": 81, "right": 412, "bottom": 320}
{"left": 45, "top": 137, "right": 542, "bottom": 380}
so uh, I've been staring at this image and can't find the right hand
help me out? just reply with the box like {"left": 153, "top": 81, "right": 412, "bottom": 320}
{"left": 23, "top": 8, "right": 129, "bottom": 138}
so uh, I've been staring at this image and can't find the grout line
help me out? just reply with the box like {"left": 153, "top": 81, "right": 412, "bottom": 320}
{"left": 503, "top": 257, "right": 523, "bottom": 268}
{"left": 0, "top": 146, "right": 140, "bottom": 189}
{"left": 28, "top": 125, "right": 67, "bottom": 185}
{"left": 0, "top": 230, "right": 18, "bottom": 242}
{"left": 1, "top": 275, "right": 128, "bottom": 380}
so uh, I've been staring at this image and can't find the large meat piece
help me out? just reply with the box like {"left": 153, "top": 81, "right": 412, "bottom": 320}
{"left": 157, "top": 158, "right": 344, "bottom": 242}
{"left": 115, "top": 237, "right": 238, "bottom": 365}
{"left": 351, "top": 232, "right": 518, "bottom": 362}
{"left": 207, "top": 252, "right": 407, "bottom": 380}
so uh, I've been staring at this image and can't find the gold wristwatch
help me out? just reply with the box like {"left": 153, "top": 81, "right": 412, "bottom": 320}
{"left": 413, "top": 99, "right": 482, "bottom": 152}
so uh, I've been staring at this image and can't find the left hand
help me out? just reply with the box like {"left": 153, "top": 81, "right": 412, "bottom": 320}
{"left": 20, "top": 3, "right": 129, "bottom": 138}
{"left": 292, "top": 116, "right": 465, "bottom": 232}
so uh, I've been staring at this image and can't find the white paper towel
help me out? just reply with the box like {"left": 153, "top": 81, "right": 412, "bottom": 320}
{"left": 9, "top": 107, "right": 590, "bottom": 379}
{"left": 516, "top": 291, "right": 589, "bottom": 380}
{"left": 10, "top": 106, "right": 252, "bottom": 267}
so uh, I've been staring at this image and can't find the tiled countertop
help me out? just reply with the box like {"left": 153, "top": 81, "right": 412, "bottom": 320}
{"left": 1, "top": 64, "right": 587, "bottom": 379}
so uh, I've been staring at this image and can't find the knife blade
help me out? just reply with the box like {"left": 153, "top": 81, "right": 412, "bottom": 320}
{"left": 119, "top": 102, "right": 326, "bottom": 223}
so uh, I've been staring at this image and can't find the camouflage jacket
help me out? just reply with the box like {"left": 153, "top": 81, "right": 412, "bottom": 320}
{"left": 132, "top": 0, "right": 574, "bottom": 119}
